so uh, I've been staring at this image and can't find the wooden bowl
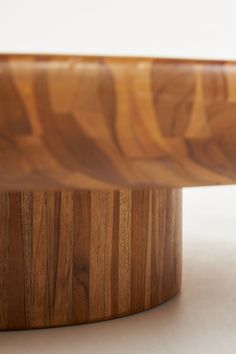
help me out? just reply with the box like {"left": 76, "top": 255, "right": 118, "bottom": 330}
{"left": 0, "top": 54, "right": 234, "bottom": 329}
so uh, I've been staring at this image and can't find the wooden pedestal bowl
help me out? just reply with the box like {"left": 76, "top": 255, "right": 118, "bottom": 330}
{"left": 0, "top": 54, "right": 234, "bottom": 329}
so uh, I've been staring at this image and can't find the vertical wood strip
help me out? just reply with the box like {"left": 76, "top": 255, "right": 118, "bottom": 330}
{"left": 72, "top": 191, "right": 91, "bottom": 323}
{"left": 162, "top": 190, "right": 176, "bottom": 299}
{"left": 151, "top": 189, "right": 167, "bottom": 304}
{"left": 0, "top": 194, "right": 9, "bottom": 329}
{"left": 161, "top": 189, "right": 182, "bottom": 300}
{"left": 90, "top": 191, "right": 114, "bottom": 320}
{"left": 20, "top": 192, "right": 33, "bottom": 328}
{"left": 130, "top": 190, "right": 149, "bottom": 312}
{"left": 111, "top": 191, "right": 120, "bottom": 315}
{"left": 118, "top": 190, "right": 131, "bottom": 314}
{"left": 172, "top": 190, "right": 182, "bottom": 293}
{"left": 53, "top": 191, "right": 74, "bottom": 325}
{"left": 144, "top": 190, "right": 153, "bottom": 309}
{"left": 7, "top": 193, "right": 26, "bottom": 329}
{"left": 31, "top": 192, "right": 50, "bottom": 328}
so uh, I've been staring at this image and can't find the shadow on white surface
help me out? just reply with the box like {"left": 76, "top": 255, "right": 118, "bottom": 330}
{"left": 1, "top": 186, "right": 236, "bottom": 354}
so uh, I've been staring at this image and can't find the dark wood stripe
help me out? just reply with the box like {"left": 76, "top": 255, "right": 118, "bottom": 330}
{"left": 130, "top": 190, "right": 149, "bottom": 312}
{"left": 21, "top": 192, "right": 33, "bottom": 328}
{"left": 0, "top": 194, "right": 9, "bottom": 329}
{"left": 72, "top": 191, "right": 91, "bottom": 323}
{"left": 7, "top": 193, "right": 26, "bottom": 329}
{"left": 111, "top": 191, "right": 120, "bottom": 314}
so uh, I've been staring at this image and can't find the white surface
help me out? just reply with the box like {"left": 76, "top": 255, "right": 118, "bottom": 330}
{"left": 1, "top": 186, "right": 236, "bottom": 354}
{"left": 1, "top": 0, "right": 236, "bottom": 60}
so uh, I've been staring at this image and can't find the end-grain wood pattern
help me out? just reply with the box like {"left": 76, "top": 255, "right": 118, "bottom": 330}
{"left": 0, "top": 188, "right": 181, "bottom": 330}
{"left": 1, "top": 55, "right": 236, "bottom": 189}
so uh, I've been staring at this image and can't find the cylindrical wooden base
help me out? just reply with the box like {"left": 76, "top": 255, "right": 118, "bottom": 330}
{"left": 0, "top": 189, "right": 182, "bottom": 330}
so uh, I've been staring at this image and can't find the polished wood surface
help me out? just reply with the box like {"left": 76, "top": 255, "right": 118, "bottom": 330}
{"left": 1, "top": 54, "right": 234, "bottom": 330}
{"left": 0, "top": 54, "right": 236, "bottom": 190}
{"left": 0, "top": 188, "right": 181, "bottom": 330}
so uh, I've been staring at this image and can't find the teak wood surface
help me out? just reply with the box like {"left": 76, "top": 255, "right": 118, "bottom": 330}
{"left": 0, "top": 54, "right": 234, "bottom": 330}
{"left": 0, "top": 54, "right": 236, "bottom": 190}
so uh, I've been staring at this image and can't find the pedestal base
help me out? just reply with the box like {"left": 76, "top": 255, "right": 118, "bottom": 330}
{"left": 0, "top": 189, "right": 182, "bottom": 330}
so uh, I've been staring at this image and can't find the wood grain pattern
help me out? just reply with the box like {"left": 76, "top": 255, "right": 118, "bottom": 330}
{"left": 1, "top": 55, "right": 236, "bottom": 189}
{"left": 0, "top": 188, "right": 181, "bottom": 330}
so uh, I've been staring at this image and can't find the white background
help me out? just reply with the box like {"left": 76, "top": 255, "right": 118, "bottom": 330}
{"left": 1, "top": 0, "right": 236, "bottom": 60}
{"left": 1, "top": 1, "right": 236, "bottom": 353}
